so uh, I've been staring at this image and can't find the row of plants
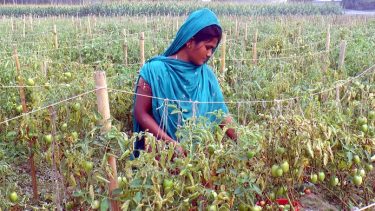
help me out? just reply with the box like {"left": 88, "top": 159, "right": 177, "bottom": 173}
{"left": 0, "top": 1, "right": 343, "bottom": 17}
{"left": 0, "top": 14, "right": 374, "bottom": 210}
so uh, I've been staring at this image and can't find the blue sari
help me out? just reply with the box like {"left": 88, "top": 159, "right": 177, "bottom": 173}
{"left": 132, "top": 8, "right": 228, "bottom": 153}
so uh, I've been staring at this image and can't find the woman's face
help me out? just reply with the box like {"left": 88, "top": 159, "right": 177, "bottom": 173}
{"left": 188, "top": 38, "right": 219, "bottom": 66}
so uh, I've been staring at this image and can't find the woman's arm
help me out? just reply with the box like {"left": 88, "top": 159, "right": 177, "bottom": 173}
{"left": 220, "top": 116, "right": 238, "bottom": 141}
{"left": 134, "top": 77, "right": 175, "bottom": 144}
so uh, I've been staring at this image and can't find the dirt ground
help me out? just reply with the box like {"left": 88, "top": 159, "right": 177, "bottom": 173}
{"left": 299, "top": 169, "right": 375, "bottom": 211}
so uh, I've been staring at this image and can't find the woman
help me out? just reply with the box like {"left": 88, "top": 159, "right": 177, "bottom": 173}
{"left": 133, "top": 8, "right": 237, "bottom": 157}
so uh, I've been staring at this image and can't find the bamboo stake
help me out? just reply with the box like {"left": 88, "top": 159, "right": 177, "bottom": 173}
{"left": 220, "top": 33, "right": 226, "bottom": 73}
{"left": 48, "top": 106, "right": 62, "bottom": 210}
{"left": 123, "top": 40, "right": 128, "bottom": 67}
{"left": 22, "top": 15, "right": 26, "bottom": 38}
{"left": 336, "top": 87, "right": 341, "bottom": 108}
{"left": 94, "top": 71, "right": 119, "bottom": 211}
{"left": 87, "top": 16, "right": 92, "bottom": 37}
{"left": 252, "top": 29, "right": 258, "bottom": 65}
{"left": 42, "top": 61, "right": 48, "bottom": 77}
{"left": 326, "top": 24, "right": 331, "bottom": 53}
{"left": 235, "top": 18, "right": 239, "bottom": 38}
{"left": 244, "top": 23, "right": 248, "bottom": 43}
{"left": 14, "top": 47, "right": 39, "bottom": 201}
{"left": 11, "top": 17, "right": 14, "bottom": 31}
{"left": 338, "top": 40, "right": 347, "bottom": 70}
{"left": 29, "top": 14, "right": 33, "bottom": 32}
{"left": 53, "top": 24, "right": 58, "bottom": 49}
{"left": 140, "top": 32, "right": 145, "bottom": 67}
{"left": 322, "top": 24, "right": 331, "bottom": 73}
{"left": 93, "top": 15, "right": 97, "bottom": 28}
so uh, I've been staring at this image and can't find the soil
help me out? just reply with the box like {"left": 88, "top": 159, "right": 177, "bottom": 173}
{"left": 299, "top": 169, "right": 375, "bottom": 211}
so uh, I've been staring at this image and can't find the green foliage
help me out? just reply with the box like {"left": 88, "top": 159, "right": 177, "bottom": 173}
{"left": 0, "top": 2, "right": 343, "bottom": 17}
{"left": 0, "top": 10, "right": 374, "bottom": 210}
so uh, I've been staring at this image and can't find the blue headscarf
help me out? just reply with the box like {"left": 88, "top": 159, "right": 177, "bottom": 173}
{"left": 133, "top": 8, "right": 228, "bottom": 143}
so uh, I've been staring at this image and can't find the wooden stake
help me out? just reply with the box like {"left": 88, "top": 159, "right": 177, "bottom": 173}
{"left": 11, "top": 17, "right": 14, "bottom": 31}
{"left": 244, "top": 23, "right": 248, "bottom": 43}
{"left": 94, "top": 71, "right": 119, "bottom": 211}
{"left": 13, "top": 47, "right": 39, "bottom": 201}
{"left": 53, "top": 24, "right": 58, "bottom": 49}
{"left": 220, "top": 33, "right": 226, "bottom": 73}
{"left": 235, "top": 18, "right": 239, "bottom": 38}
{"left": 23, "top": 15, "right": 26, "bottom": 38}
{"left": 48, "top": 106, "right": 62, "bottom": 211}
{"left": 29, "top": 14, "right": 33, "bottom": 32}
{"left": 252, "top": 29, "right": 258, "bottom": 65}
{"left": 140, "top": 32, "right": 145, "bottom": 67}
{"left": 326, "top": 25, "right": 330, "bottom": 53}
{"left": 87, "top": 16, "right": 92, "bottom": 37}
{"left": 338, "top": 40, "right": 347, "bottom": 70}
{"left": 123, "top": 40, "right": 128, "bottom": 66}
{"left": 336, "top": 87, "right": 341, "bottom": 108}
{"left": 42, "top": 61, "right": 48, "bottom": 77}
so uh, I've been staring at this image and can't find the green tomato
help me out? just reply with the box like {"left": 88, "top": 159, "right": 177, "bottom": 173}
{"left": 276, "top": 168, "right": 284, "bottom": 177}
{"left": 206, "top": 205, "right": 217, "bottom": 211}
{"left": 358, "top": 169, "right": 366, "bottom": 177}
{"left": 238, "top": 203, "right": 249, "bottom": 211}
{"left": 357, "top": 116, "right": 367, "bottom": 126}
{"left": 72, "top": 103, "right": 81, "bottom": 111}
{"left": 163, "top": 179, "right": 174, "bottom": 192}
{"left": 43, "top": 134, "right": 52, "bottom": 144}
{"left": 15, "top": 105, "right": 23, "bottom": 113}
{"left": 64, "top": 72, "right": 72, "bottom": 78}
{"left": 250, "top": 205, "right": 262, "bottom": 211}
{"left": 91, "top": 200, "right": 100, "bottom": 209}
{"left": 353, "top": 155, "right": 361, "bottom": 164}
{"left": 9, "top": 191, "right": 18, "bottom": 203}
{"left": 83, "top": 161, "right": 94, "bottom": 173}
{"left": 118, "top": 176, "right": 127, "bottom": 187}
{"left": 353, "top": 175, "right": 363, "bottom": 186}
{"left": 365, "top": 164, "right": 373, "bottom": 172}
{"left": 310, "top": 174, "right": 318, "bottom": 184}
{"left": 61, "top": 123, "right": 68, "bottom": 132}
{"left": 318, "top": 172, "right": 325, "bottom": 182}
{"left": 360, "top": 124, "right": 368, "bottom": 133}
{"left": 71, "top": 131, "right": 78, "bottom": 140}
{"left": 271, "top": 164, "right": 280, "bottom": 177}
{"left": 276, "top": 147, "right": 286, "bottom": 154}
{"left": 330, "top": 176, "right": 339, "bottom": 187}
{"left": 281, "top": 161, "right": 289, "bottom": 173}
{"left": 26, "top": 78, "right": 35, "bottom": 86}
{"left": 247, "top": 151, "right": 256, "bottom": 159}
{"left": 369, "top": 111, "right": 375, "bottom": 120}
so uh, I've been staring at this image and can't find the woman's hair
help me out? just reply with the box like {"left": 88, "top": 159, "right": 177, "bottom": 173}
{"left": 192, "top": 25, "right": 222, "bottom": 44}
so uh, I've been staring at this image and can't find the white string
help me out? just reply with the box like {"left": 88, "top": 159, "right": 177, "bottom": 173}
{"left": 108, "top": 62, "right": 375, "bottom": 104}
{"left": 0, "top": 87, "right": 102, "bottom": 125}
{"left": 357, "top": 202, "right": 375, "bottom": 211}
{"left": 0, "top": 84, "right": 71, "bottom": 88}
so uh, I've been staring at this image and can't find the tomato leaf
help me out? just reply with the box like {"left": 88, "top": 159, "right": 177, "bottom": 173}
{"left": 130, "top": 178, "right": 143, "bottom": 188}
{"left": 112, "top": 188, "right": 123, "bottom": 197}
{"left": 100, "top": 198, "right": 109, "bottom": 211}
{"left": 216, "top": 168, "right": 225, "bottom": 174}
{"left": 133, "top": 192, "right": 142, "bottom": 204}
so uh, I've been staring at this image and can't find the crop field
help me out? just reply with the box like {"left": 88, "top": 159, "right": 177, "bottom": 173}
{"left": 0, "top": 2, "right": 375, "bottom": 211}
